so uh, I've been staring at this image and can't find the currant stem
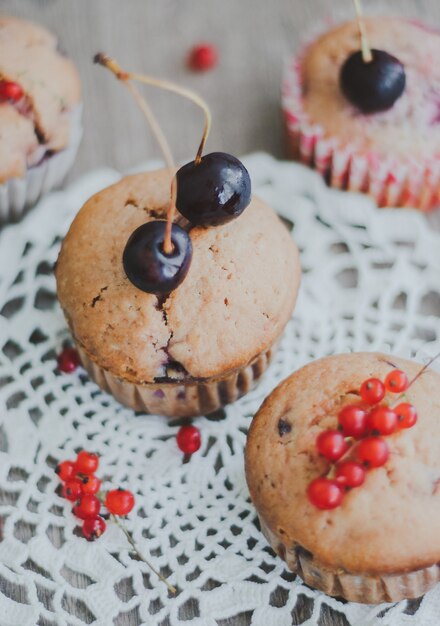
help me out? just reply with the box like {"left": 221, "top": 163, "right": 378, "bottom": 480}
{"left": 112, "top": 515, "right": 176, "bottom": 594}
{"left": 391, "top": 350, "right": 440, "bottom": 406}
{"left": 352, "top": 0, "right": 373, "bottom": 63}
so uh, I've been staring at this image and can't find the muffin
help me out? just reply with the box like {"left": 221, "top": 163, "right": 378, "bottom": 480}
{"left": 0, "top": 15, "right": 82, "bottom": 222}
{"left": 283, "top": 18, "right": 440, "bottom": 211}
{"left": 56, "top": 168, "right": 301, "bottom": 418}
{"left": 246, "top": 352, "right": 440, "bottom": 603}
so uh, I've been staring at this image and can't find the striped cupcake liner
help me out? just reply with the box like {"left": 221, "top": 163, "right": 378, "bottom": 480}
{"left": 282, "top": 55, "right": 440, "bottom": 212}
{"left": 0, "top": 104, "right": 83, "bottom": 224}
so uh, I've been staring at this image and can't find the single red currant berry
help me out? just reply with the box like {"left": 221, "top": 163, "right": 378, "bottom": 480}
{"left": 357, "top": 437, "right": 389, "bottom": 468}
{"left": 105, "top": 489, "right": 135, "bottom": 516}
{"left": 335, "top": 461, "right": 366, "bottom": 488}
{"left": 74, "top": 451, "right": 99, "bottom": 475}
{"left": 359, "top": 378, "right": 385, "bottom": 404}
{"left": 82, "top": 516, "right": 107, "bottom": 541}
{"left": 338, "top": 405, "right": 368, "bottom": 438}
{"left": 384, "top": 369, "right": 409, "bottom": 393}
{"left": 366, "top": 406, "right": 398, "bottom": 436}
{"left": 81, "top": 474, "right": 101, "bottom": 495}
{"left": 176, "top": 425, "right": 201, "bottom": 455}
{"left": 188, "top": 43, "right": 218, "bottom": 71}
{"left": 316, "top": 430, "right": 348, "bottom": 462}
{"left": 55, "top": 460, "right": 76, "bottom": 482}
{"left": 57, "top": 347, "right": 80, "bottom": 373}
{"left": 395, "top": 403, "right": 418, "bottom": 429}
{"left": 61, "top": 480, "right": 82, "bottom": 501}
{"left": 75, "top": 494, "right": 101, "bottom": 519}
{"left": 0, "top": 80, "right": 24, "bottom": 102}
{"left": 307, "top": 477, "right": 343, "bottom": 510}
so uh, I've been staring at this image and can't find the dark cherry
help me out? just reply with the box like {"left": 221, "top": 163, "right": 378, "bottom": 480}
{"left": 123, "top": 220, "right": 192, "bottom": 294}
{"left": 340, "top": 49, "right": 406, "bottom": 114}
{"left": 176, "top": 152, "right": 251, "bottom": 227}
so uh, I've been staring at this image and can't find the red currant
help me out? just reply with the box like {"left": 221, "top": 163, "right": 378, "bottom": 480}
{"left": 384, "top": 370, "right": 409, "bottom": 393}
{"left": 359, "top": 378, "right": 385, "bottom": 404}
{"left": 105, "top": 489, "right": 135, "bottom": 516}
{"left": 395, "top": 403, "right": 418, "bottom": 429}
{"left": 367, "top": 406, "right": 398, "bottom": 436}
{"left": 74, "top": 451, "right": 99, "bottom": 475}
{"left": 316, "top": 430, "right": 348, "bottom": 462}
{"left": 82, "top": 516, "right": 106, "bottom": 541}
{"left": 307, "top": 477, "right": 343, "bottom": 510}
{"left": 57, "top": 347, "right": 80, "bottom": 373}
{"left": 176, "top": 425, "right": 201, "bottom": 455}
{"left": 81, "top": 474, "right": 101, "bottom": 495}
{"left": 55, "top": 460, "right": 76, "bottom": 482}
{"left": 338, "top": 405, "right": 368, "bottom": 438}
{"left": 357, "top": 437, "right": 389, "bottom": 468}
{"left": 62, "top": 480, "right": 82, "bottom": 501}
{"left": 74, "top": 494, "right": 101, "bottom": 519}
{"left": 0, "top": 80, "right": 23, "bottom": 102}
{"left": 335, "top": 461, "right": 366, "bottom": 488}
{"left": 188, "top": 43, "right": 218, "bottom": 71}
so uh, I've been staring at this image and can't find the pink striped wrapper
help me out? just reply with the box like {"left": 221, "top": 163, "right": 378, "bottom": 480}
{"left": 282, "top": 55, "right": 440, "bottom": 212}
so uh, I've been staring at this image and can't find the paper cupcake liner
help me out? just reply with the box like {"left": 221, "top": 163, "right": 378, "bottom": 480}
{"left": 282, "top": 53, "right": 440, "bottom": 212}
{"left": 0, "top": 104, "right": 83, "bottom": 224}
{"left": 75, "top": 341, "right": 278, "bottom": 419}
{"left": 259, "top": 517, "right": 440, "bottom": 603}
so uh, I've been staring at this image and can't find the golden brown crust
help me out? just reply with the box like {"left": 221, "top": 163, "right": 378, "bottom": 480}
{"left": 56, "top": 168, "right": 301, "bottom": 384}
{"left": 246, "top": 352, "right": 440, "bottom": 576}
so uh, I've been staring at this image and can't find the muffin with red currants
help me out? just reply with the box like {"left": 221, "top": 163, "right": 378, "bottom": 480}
{"left": 56, "top": 56, "right": 301, "bottom": 418}
{"left": 0, "top": 15, "right": 82, "bottom": 222}
{"left": 246, "top": 352, "right": 440, "bottom": 603}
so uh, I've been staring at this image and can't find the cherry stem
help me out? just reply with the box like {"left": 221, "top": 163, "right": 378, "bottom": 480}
{"left": 112, "top": 515, "right": 176, "bottom": 594}
{"left": 352, "top": 0, "right": 373, "bottom": 63}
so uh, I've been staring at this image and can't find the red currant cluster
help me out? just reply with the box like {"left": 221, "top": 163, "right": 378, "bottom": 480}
{"left": 56, "top": 450, "right": 135, "bottom": 540}
{"left": 307, "top": 369, "right": 417, "bottom": 510}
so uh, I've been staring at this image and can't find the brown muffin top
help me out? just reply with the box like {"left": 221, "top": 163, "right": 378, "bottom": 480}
{"left": 0, "top": 15, "right": 81, "bottom": 182}
{"left": 56, "top": 168, "right": 300, "bottom": 383}
{"left": 300, "top": 18, "right": 440, "bottom": 159}
{"left": 246, "top": 352, "right": 440, "bottom": 575}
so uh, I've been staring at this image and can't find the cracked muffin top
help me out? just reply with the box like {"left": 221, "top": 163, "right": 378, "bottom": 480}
{"left": 56, "top": 168, "right": 301, "bottom": 383}
{"left": 0, "top": 15, "right": 81, "bottom": 182}
{"left": 246, "top": 352, "right": 440, "bottom": 575}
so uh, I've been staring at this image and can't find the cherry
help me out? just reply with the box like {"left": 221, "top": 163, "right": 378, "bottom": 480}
{"left": 0, "top": 80, "right": 23, "bottom": 103}
{"left": 395, "top": 402, "right": 418, "bottom": 429}
{"left": 357, "top": 437, "right": 389, "bottom": 468}
{"left": 338, "top": 405, "right": 368, "bottom": 438}
{"left": 80, "top": 474, "right": 101, "bottom": 495}
{"left": 57, "top": 347, "right": 80, "bottom": 373}
{"left": 359, "top": 378, "right": 385, "bottom": 405}
{"left": 55, "top": 460, "right": 76, "bottom": 482}
{"left": 188, "top": 43, "right": 218, "bottom": 72}
{"left": 75, "top": 451, "right": 99, "bottom": 475}
{"left": 82, "top": 516, "right": 107, "bottom": 541}
{"left": 307, "top": 477, "right": 343, "bottom": 510}
{"left": 367, "top": 406, "right": 398, "bottom": 436}
{"left": 384, "top": 370, "right": 409, "bottom": 393}
{"left": 316, "top": 430, "right": 348, "bottom": 462}
{"left": 335, "top": 461, "right": 366, "bottom": 488}
{"left": 105, "top": 489, "right": 135, "bottom": 516}
{"left": 340, "top": 50, "right": 406, "bottom": 113}
{"left": 123, "top": 221, "right": 192, "bottom": 294}
{"left": 75, "top": 495, "right": 101, "bottom": 519}
{"left": 176, "top": 425, "right": 201, "bottom": 455}
{"left": 176, "top": 152, "right": 251, "bottom": 227}
{"left": 62, "top": 480, "right": 82, "bottom": 502}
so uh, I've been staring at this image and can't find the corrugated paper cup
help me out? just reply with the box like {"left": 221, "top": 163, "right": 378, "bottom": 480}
{"left": 0, "top": 104, "right": 83, "bottom": 223}
{"left": 76, "top": 340, "right": 279, "bottom": 419}
{"left": 282, "top": 54, "right": 440, "bottom": 212}
{"left": 259, "top": 517, "right": 440, "bottom": 604}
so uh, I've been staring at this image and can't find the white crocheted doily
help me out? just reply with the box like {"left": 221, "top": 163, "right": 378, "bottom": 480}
{"left": 1, "top": 153, "right": 440, "bottom": 626}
